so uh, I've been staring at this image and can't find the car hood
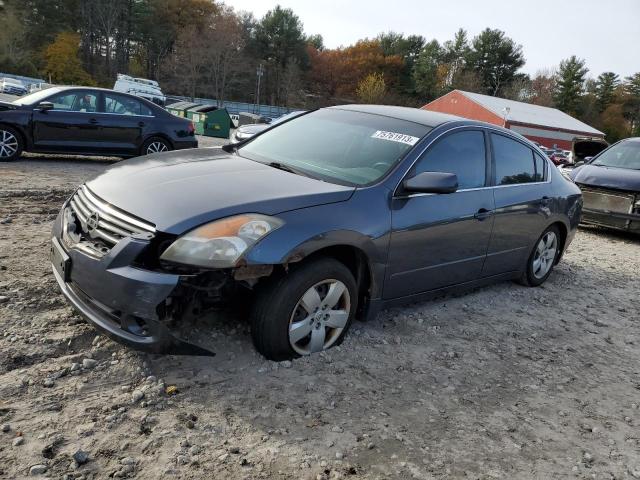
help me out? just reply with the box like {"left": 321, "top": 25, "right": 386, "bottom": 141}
{"left": 571, "top": 164, "right": 640, "bottom": 191}
{"left": 86, "top": 148, "right": 355, "bottom": 234}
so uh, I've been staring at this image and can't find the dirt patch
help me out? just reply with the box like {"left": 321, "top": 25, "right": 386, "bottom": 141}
{"left": 1, "top": 157, "right": 640, "bottom": 479}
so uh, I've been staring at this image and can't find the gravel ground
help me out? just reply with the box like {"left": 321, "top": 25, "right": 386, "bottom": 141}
{"left": 1, "top": 154, "right": 640, "bottom": 479}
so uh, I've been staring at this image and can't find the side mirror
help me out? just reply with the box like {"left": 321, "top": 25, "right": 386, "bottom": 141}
{"left": 37, "top": 101, "right": 54, "bottom": 111}
{"left": 583, "top": 156, "right": 593, "bottom": 163}
{"left": 403, "top": 171, "right": 458, "bottom": 194}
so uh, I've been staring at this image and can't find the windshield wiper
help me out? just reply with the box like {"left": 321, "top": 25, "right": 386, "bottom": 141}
{"left": 266, "top": 162, "right": 310, "bottom": 177}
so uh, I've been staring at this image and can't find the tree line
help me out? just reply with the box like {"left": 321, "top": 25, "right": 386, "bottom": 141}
{"left": 0, "top": 0, "right": 638, "bottom": 141}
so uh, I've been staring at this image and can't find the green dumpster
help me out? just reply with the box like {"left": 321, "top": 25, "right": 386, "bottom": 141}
{"left": 166, "top": 101, "right": 200, "bottom": 118}
{"left": 186, "top": 105, "right": 232, "bottom": 139}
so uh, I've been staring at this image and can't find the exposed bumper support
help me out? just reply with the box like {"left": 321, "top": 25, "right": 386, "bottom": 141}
{"left": 51, "top": 209, "right": 215, "bottom": 356}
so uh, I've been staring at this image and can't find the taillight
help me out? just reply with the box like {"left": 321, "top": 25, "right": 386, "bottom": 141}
{"left": 188, "top": 122, "right": 195, "bottom": 134}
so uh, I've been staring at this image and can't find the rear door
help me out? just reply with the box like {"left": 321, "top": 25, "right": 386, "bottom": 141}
{"left": 482, "top": 133, "right": 549, "bottom": 276}
{"left": 97, "top": 92, "right": 151, "bottom": 154}
{"left": 385, "top": 128, "right": 495, "bottom": 299}
{"left": 32, "top": 90, "right": 101, "bottom": 152}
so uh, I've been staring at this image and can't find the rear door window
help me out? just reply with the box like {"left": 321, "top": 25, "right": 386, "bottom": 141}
{"left": 412, "top": 130, "right": 487, "bottom": 189}
{"left": 104, "top": 93, "right": 153, "bottom": 116}
{"left": 492, "top": 133, "right": 538, "bottom": 185}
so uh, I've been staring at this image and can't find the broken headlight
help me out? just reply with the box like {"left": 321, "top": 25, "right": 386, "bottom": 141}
{"left": 160, "top": 214, "right": 283, "bottom": 269}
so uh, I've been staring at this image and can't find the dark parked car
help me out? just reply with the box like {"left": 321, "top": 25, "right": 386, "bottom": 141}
{"left": 569, "top": 137, "right": 640, "bottom": 233}
{"left": 234, "top": 110, "right": 305, "bottom": 142}
{"left": 0, "top": 86, "right": 197, "bottom": 161}
{"left": 51, "top": 105, "right": 582, "bottom": 360}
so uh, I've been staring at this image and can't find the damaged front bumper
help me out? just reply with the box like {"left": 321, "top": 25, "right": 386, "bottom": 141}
{"left": 51, "top": 208, "right": 215, "bottom": 356}
{"left": 580, "top": 188, "right": 640, "bottom": 233}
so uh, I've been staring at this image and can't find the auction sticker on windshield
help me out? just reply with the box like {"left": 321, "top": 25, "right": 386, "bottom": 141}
{"left": 371, "top": 130, "right": 420, "bottom": 146}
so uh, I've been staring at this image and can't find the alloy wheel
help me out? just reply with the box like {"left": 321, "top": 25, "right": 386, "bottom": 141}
{"left": 146, "top": 141, "right": 168, "bottom": 154}
{"left": 0, "top": 129, "right": 18, "bottom": 159}
{"left": 288, "top": 279, "right": 351, "bottom": 355}
{"left": 532, "top": 231, "right": 558, "bottom": 279}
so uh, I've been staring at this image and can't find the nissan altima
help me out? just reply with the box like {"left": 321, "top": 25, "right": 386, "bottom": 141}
{"left": 51, "top": 105, "right": 582, "bottom": 360}
{"left": 0, "top": 86, "right": 197, "bottom": 161}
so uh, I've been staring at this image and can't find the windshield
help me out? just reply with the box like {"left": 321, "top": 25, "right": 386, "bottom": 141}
{"left": 592, "top": 140, "right": 640, "bottom": 170}
{"left": 238, "top": 109, "right": 430, "bottom": 186}
{"left": 11, "top": 87, "right": 64, "bottom": 106}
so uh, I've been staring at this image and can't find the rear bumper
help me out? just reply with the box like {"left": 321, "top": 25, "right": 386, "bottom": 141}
{"left": 51, "top": 210, "right": 214, "bottom": 355}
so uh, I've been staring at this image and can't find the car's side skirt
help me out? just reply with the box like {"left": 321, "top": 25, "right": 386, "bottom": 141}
{"left": 365, "top": 271, "right": 522, "bottom": 318}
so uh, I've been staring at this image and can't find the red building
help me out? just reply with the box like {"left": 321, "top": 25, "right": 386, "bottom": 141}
{"left": 422, "top": 90, "right": 604, "bottom": 150}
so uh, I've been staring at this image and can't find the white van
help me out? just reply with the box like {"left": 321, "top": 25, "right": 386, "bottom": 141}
{"left": 113, "top": 74, "right": 166, "bottom": 106}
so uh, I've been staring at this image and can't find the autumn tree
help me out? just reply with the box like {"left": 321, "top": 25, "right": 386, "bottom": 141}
{"left": 530, "top": 69, "right": 556, "bottom": 106}
{"left": 162, "top": 25, "right": 210, "bottom": 100}
{"left": 377, "top": 32, "right": 425, "bottom": 94}
{"left": 43, "top": 32, "right": 94, "bottom": 85}
{"left": 356, "top": 72, "right": 386, "bottom": 104}
{"left": 205, "top": 7, "right": 246, "bottom": 106}
{"left": 309, "top": 40, "right": 403, "bottom": 101}
{"left": 466, "top": 28, "right": 525, "bottom": 96}
{"left": 554, "top": 56, "right": 588, "bottom": 115}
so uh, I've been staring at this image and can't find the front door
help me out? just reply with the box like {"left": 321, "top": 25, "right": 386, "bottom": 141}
{"left": 32, "top": 90, "right": 101, "bottom": 152}
{"left": 385, "top": 129, "right": 495, "bottom": 299}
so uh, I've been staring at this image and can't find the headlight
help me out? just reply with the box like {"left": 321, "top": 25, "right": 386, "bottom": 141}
{"left": 160, "top": 214, "right": 283, "bottom": 268}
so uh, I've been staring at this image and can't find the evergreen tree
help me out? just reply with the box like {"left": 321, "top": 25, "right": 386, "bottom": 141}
{"left": 554, "top": 56, "right": 588, "bottom": 115}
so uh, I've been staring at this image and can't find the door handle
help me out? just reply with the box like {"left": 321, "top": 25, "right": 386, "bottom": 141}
{"left": 474, "top": 208, "right": 494, "bottom": 221}
{"left": 138, "top": 121, "right": 145, "bottom": 127}
{"left": 89, "top": 118, "right": 98, "bottom": 124}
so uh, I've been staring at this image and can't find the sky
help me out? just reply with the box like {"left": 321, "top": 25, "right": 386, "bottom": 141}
{"left": 230, "top": 0, "right": 640, "bottom": 79}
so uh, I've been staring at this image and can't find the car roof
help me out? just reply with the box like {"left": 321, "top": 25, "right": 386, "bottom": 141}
{"left": 327, "top": 104, "right": 462, "bottom": 127}
{"left": 35, "top": 85, "right": 163, "bottom": 109}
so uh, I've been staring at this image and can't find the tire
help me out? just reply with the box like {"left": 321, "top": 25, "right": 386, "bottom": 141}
{"left": 251, "top": 257, "right": 358, "bottom": 361}
{"left": 519, "top": 225, "right": 561, "bottom": 287}
{"left": 0, "top": 125, "right": 23, "bottom": 162}
{"left": 141, "top": 137, "right": 172, "bottom": 156}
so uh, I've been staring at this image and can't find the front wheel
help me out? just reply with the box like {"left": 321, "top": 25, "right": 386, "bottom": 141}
{"left": 250, "top": 258, "right": 358, "bottom": 361}
{"left": 141, "top": 137, "right": 172, "bottom": 156}
{"left": 0, "top": 126, "right": 23, "bottom": 162}
{"left": 520, "top": 225, "right": 561, "bottom": 286}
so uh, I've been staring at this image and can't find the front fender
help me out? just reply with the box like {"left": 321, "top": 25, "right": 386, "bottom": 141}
{"left": 242, "top": 187, "right": 392, "bottom": 299}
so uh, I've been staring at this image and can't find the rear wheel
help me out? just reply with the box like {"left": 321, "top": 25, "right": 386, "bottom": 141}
{"left": 251, "top": 258, "right": 358, "bottom": 361}
{"left": 520, "top": 225, "right": 560, "bottom": 286}
{"left": 141, "top": 137, "right": 172, "bottom": 156}
{"left": 0, "top": 126, "right": 23, "bottom": 162}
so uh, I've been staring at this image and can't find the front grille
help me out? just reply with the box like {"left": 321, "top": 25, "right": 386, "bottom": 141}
{"left": 67, "top": 185, "right": 155, "bottom": 256}
{"left": 580, "top": 186, "right": 634, "bottom": 214}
